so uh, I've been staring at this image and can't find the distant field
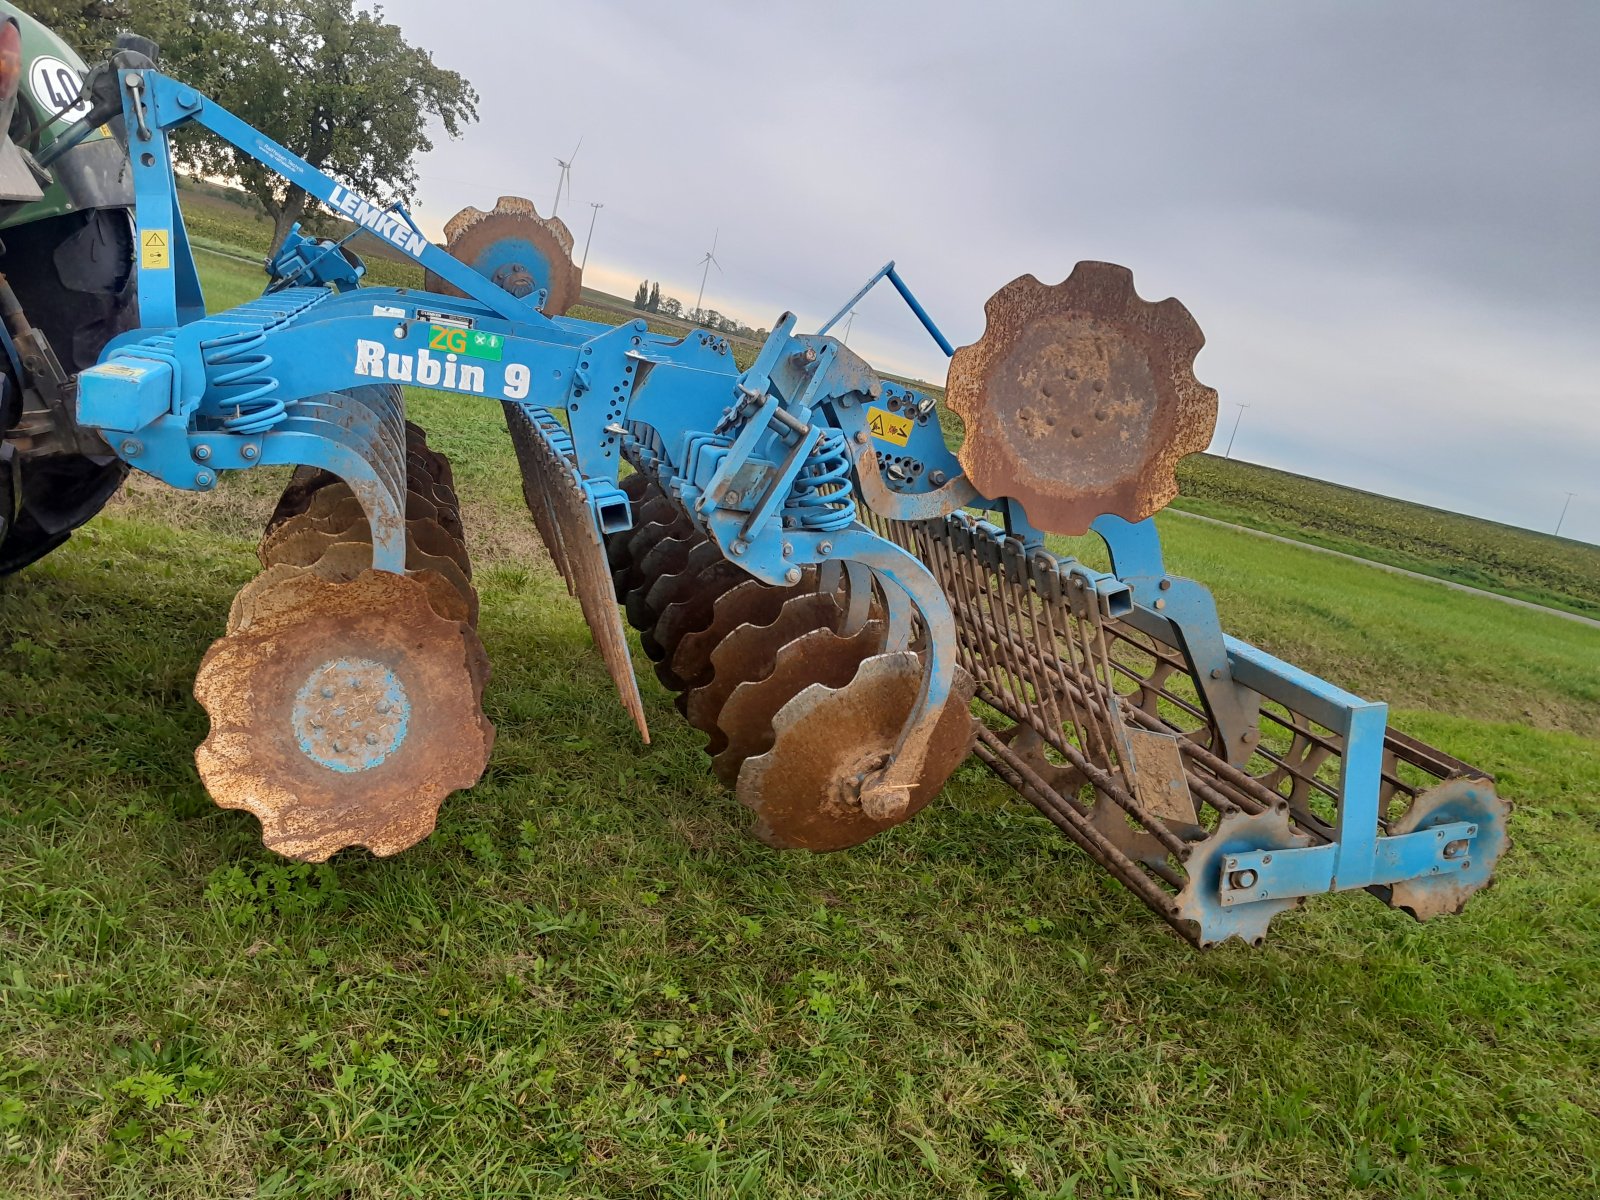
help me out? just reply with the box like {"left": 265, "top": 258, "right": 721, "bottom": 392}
{"left": 1174, "top": 455, "right": 1600, "bottom": 619}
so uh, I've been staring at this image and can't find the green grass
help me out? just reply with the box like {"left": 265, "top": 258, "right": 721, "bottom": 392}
{"left": 2, "top": 249, "right": 1598, "bottom": 1200}
{"left": 1172, "top": 456, "right": 1600, "bottom": 620}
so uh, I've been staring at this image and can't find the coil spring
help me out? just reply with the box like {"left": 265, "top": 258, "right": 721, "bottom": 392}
{"left": 205, "top": 326, "right": 284, "bottom": 434}
{"left": 784, "top": 427, "right": 856, "bottom": 533}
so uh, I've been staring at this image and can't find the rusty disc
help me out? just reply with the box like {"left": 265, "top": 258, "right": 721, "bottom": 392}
{"left": 624, "top": 532, "right": 701, "bottom": 633}
{"left": 738, "top": 655, "right": 976, "bottom": 852}
{"left": 649, "top": 557, "right": 754, "bottom": 689}
{"left": 265, "top": 466, "right": 342, "bottom": 536}
{"left": 612, "top": 504, "right": 690, "bottom": 595}
{"left": 407, "top": 438, "right": 456, "bottom": 492}
{"left": 668, "top": 573, "right": 815, "bottom": 700}
{"left": 684, "top": 591, "right": 845, "bottom": 754}
{"left": 314, "top": 543, "right": 474, "bottom": 626}
{"left": 945, "top": 262, "right": 1218, "bottom": 535}
{"left": 425, "top": 196, "right": 582, "bottom": 316}
{"left": 619, "top": 505, "right": 693, "bottom": 579}
{"left": 407, "top": 516, "right": 472, "bottom": 579}
{"left": 193, "top": 570, "right": 494, "bottom": 861}
{"left": 639, "top": 539, "right": 727, "bottom": 663}
{"left": 710, "top": 620, "right": 887, "bottom": 786}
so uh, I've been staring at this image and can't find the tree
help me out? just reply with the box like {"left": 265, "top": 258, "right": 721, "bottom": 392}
{"left": 661, "top": 296, "right": 682, "bottom": 318}
{"left": 647, "top": 281, "right": 660, "bottom": 313}
{"left": 633, "top": 280, "right": 649, "bottom": 309}
{"left": 161, "top": 0, "right": 479, "bottom": 254}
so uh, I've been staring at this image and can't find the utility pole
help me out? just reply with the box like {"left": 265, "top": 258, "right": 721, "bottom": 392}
{"left": 1555, "top": 491, "right": 1576, "bottom": 537}
{"left": 1223, "top": 403, "right": 1250, "bottom": 459}
{"left": 580, "top": 202, "right": 603, "bottom": 271}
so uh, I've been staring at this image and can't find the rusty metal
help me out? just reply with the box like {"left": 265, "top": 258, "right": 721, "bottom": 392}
{"left": 710, "top": 619, "right": 888, "bottom": 785}
{"left": 683, "top": 591, "right": 845, "bottom": 754}
{"left": 668, "top": 574, "right": 814, "bottom": 692}
{"left": 626, "top": 531, "right": 702, "bottom": 636}
{"left": 426, "top": 196, "right": 583, "bottom": 316}
{"left": 1172, "top": 809, "right": 1310, "bottom": 948}
{"left": 1385, "top": 776, "right": 1511, "bottom": 921}
{"left": 945, "top": 262, "right": 1218, "bottom": 535}
{"left": 646, "top": 552, "right": 754, "bottom": 689}
{"left": 193, "top": 570, "right": 493, "bottom": 861}
{"left": 739, "top": 653, "right": 976, "bottom": 851}
{"left": 865, "top": 504, "right": 1504, "bottom": 944}
{"left": 504, "top": 401, "right": 649, "bottom": 741}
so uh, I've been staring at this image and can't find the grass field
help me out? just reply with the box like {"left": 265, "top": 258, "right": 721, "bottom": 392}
{"left": 1171, "top": 457, "right": 1600, "bottom": 620}
{"left": 2, "top": 250, "right": 1598, "bottom": 1199}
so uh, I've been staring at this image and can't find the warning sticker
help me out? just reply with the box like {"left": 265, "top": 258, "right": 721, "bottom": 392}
{"left": 866, "top": 406, "right": 913, "bottom": 447}
{"left": 140, "top": 229, "right": 171, "bottom": 270}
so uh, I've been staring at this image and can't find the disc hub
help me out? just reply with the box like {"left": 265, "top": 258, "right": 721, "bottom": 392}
{"left": 292, "top": 656, "right": 410, "bottom": 772}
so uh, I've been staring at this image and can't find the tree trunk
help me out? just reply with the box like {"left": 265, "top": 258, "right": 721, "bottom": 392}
{"left": 266, "top": 189, "right": 311, "bottom": 258}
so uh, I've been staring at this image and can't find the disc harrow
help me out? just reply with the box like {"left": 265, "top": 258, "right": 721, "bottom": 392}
{"left": 61, "top": 61, "right": 1510, "bottom": 950}
{"left": 193, "top": 414, "right": 493, "bottom": 861}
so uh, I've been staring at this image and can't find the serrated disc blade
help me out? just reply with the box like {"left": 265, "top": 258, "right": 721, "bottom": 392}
{"left": 738, "top": 655, "right": 976, "bottom": 852}
{"left": 504, "top": 402, "right": 649, "bottom": 741}
{"left": 710, "top": 619, "right": 887, "bottom": 786}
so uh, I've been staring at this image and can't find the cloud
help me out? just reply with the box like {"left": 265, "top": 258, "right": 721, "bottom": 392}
{"left": 383, "top": 0, "right": 1600, "bottom": 543}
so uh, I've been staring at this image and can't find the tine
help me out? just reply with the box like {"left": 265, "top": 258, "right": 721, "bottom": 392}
{"left": 503, "top": 402, "right": 649, "bottom": 742}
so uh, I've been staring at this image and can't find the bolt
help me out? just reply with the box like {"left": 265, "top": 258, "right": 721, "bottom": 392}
{"left": 930, "top": 470, "right": 947, "bottom": 486}
{"left": 194, "top": 470, "right": 215, "bottom": 488}
{"left": 1159, "top": 578, "right": 1172, "bottom": 591}
{"left": 333, "top": 740, "right": 347, "bottom": 753}
{"left": 781, "top": 542, "right": 794, "bottom": 558}
{"left": 1241, "top": 729, "right": 1259, "bottom": 744}
{"left": 1153, "top": 598, "right": 1165, "bottom": 610}
{"left": 365, "top": 733, "right": 379, "bottom": 745}
{"left": 854, "top": 431, "right": 868, "bottom": 444}
{"left": 375, "top": 701, "right": 391, "bottom": 714}
{"left": 784, "top": 567, "right": 802, "bottom": 584}
{"left": 1209, "top": 667, "right": 1224, "bottom": 679}
{"left": 193, "top": 444, "right": 211, "bottom": 461}
{"left": 818, "top": 541, "right": 833, "bottom": 555}
{"left": 120, "top": 439, "right": 142, "bottom": 457}
{"left": 1228, "top": 869, "right": 1258, "bottom": 890}
{"left": 731, "top": 539, "right": 748, "bottom": 556}
{"left": 1443, "top": 838, "right": 1469, "bottom": 859}
{"left": 321, "top": 686, "right": 335, "bottom": 699}
{"left": 722, "top": 489, "right": 741, "bottom": 504}
{"left": 241, "top": 444, "right": 259, "bottom": 461}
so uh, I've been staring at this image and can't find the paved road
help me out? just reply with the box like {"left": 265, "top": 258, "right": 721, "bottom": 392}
{"left": 1167, "top": 508, "right": 1600, "bottom": 632}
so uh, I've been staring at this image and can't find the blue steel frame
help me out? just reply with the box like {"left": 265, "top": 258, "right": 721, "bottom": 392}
{"left": 68, "top": 69, "right": 1494, "bottom": 935}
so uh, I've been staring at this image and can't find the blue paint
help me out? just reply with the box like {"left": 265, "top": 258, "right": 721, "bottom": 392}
{"left": 292, "top": 657, "right": 411, "bottom": 773}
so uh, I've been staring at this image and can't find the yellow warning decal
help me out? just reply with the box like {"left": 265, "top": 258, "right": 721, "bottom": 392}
{"left": 866, "top": 406, "right": 913, "bottom": 447}
{"left": 140, "top": 229, "right": 171, "bottom": 270}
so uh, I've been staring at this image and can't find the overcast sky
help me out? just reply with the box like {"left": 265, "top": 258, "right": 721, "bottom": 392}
{"left": 381, "top": 0, "right": 1599, "bottom": 545}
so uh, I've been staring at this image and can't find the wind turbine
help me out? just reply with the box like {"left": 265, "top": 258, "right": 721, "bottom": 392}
{"left": 551, "top": 137, "right": 582, "bottom": 219}
{"left": 694, "top": 229, "right": 721, "bottom": 321}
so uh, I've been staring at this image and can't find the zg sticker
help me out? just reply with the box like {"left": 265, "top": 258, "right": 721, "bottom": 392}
{"left": 28, "top": 56, "right": 92, "bottom": 123}
{"left": 866, "top": 406, "right": 913, "bottom": 447}
{"left": 140, "top": 229, "right": 171, "bottom": 270}
{"left": 427, "top": 325, "right": 504, "bottom": 361}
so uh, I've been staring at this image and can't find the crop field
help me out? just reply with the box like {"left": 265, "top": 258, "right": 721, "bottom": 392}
{"left": 1, "top": 249, "right": 1597, "bottom": 1199}
{"left": 1171, "top": 457, "right": 1600, "bottom": 619}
